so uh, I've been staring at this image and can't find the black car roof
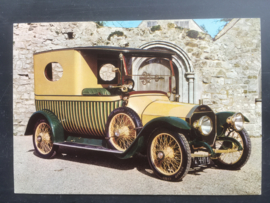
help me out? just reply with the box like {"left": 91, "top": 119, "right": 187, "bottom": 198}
{"left": 34, "top": 46, "right": 175, "bottom": 58}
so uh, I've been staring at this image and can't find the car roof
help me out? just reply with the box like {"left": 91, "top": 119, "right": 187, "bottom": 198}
{"left": 34, "top": 46, "right": 175, "bottom": 58}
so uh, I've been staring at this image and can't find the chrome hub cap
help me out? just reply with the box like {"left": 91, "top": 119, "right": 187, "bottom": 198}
{"left": 34, "top": 122, "right": 53, "bottom": 155}
{"left": 37, "top": 135, "right": 42, "bottom": 142}
{"left": 157, "top": 151, "right": 164, "bottom": 160}
{"left": 109, "top": 113, "right": 136, "bottom": 151}
{"left": 150, "top": 133, "right": 183, "bottom": 175}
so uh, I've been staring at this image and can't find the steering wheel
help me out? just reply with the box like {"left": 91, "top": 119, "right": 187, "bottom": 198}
{"left": 123, "top": 79, "right": 135, "bottom": 91}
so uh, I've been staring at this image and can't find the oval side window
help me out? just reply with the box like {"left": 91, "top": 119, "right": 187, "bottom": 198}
{"left": 44, "top": 62, "right": 63, "bottom": 82}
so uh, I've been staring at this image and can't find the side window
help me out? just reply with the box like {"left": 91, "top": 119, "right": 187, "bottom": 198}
{"left": 97, "top": 59, "right": 118, "bottom": 84}
{"left": 44, "top": 62, "right": 63, "bottom": 81}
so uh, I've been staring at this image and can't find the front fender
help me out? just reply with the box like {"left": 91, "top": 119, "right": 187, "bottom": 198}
{"left": 24, "top": 110, "right": 64, "bottom": 143}
{"left": 216, "top": 111, "right": 249, "bottom": 136}
{"left": 117, "top": 117, "right": 191, "bottom": 159}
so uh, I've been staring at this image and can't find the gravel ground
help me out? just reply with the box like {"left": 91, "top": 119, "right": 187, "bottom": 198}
{"left": 14, "top": 136, "right": 261, "bottom": 195}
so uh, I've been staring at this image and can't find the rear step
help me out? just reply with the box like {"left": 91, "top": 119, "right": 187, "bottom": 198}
{"left": 54, "top": 142, "right": 122, "bottom": 154}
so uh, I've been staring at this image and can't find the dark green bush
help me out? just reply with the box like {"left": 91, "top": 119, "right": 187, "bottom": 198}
{"left": 151, "top": 25, "right": 161, "bottom": 32}
{"left": 187, "top": 30, "right": 199, "bottom": 39}
{"left": 95, "top": 21, "right": 104, "bottom": 28}
{"left": 107, "top": 31, "right": 125, "bottom": 41}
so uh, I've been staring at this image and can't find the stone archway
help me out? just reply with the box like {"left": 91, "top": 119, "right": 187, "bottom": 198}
{"left": 132, "top": 41, "right": 195, "bottom": 103}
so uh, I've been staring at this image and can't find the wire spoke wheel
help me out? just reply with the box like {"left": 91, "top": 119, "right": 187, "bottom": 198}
{"left": 34, "top": 122, "right": 53, "bottom": 155}
{"left": 214, "top": 128, "right": 251, "bottom": 170}
{"left": 109, "top": 113, "right": 137, "bottom": 151}
{"left": 216, "top": 130, "right": 244, "bottom": 165}
{"left": 150, "top": 133, "right": 183, "bottom": 176}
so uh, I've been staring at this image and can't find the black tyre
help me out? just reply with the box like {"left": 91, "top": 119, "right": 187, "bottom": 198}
{"left": 33, "top": 119, "right": 58, "bottom": 158}
{"left": 147, "top": 129, "right": 191, "bottom": 181}
{"left": 213, "top": 128, "right": 251, "bottom": 170}
{"left": 106, "top": 107, "right": 142, "bottom": 151}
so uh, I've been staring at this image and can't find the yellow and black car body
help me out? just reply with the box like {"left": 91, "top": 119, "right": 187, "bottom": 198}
{"left": 25, "top": 47, "right": 251, "bottom": 181}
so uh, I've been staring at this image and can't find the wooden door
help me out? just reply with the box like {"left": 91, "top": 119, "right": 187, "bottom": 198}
{"left": 135, "top": 58, "right": 177, "bottom": 96}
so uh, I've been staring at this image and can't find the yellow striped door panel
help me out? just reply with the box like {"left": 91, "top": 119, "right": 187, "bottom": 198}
{"left": 35, "top": 100, "right": 122, "bottom": 137}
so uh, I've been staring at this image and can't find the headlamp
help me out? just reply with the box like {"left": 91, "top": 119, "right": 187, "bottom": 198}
{"left": 193, "top": 116, "right": 213, "bottom": 136}
{"left": 226, "top": 112, "right": 244, "bottom": 131}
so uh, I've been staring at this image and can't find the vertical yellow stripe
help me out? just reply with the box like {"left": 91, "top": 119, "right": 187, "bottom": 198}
{"left": 62, "top": 101, "right": 70, "bottom": 132}
{"left": 111, "top": 101, "right": 114, "bottom": 112}
{"left": 82, "top": 101, "right": 91, "bottom": 135}
{"left": 88, "top": 101, "right": 98, "bottom": 136}
{"left": 89, "top": 102, "right": 97, "bottom": 136}
{"left": 40, "top": 100, "right": 42, "bottom": 110}
{"left": 78, "top": 101, "right": 87, "bottom": 134}
{"left": 78, "top": 101, "right": 86, "bottom": 134}
{"left": 63, "top": 101, "right": 71, "bottom": 132}
{"left": 92, "top": 102, "right": 100, "bottom": 136}
{"left": 72, "top": 101, "right": 81, "bottom": 133}
{"left": 93, "top": 102, "right": 101, "bottom": 136}
{"left": 67, "top": 101, "right": 74, "bottom": 133}
{"left": 67, "top": 101, "right": 76, "bottom": 132}
{"left": 101, "top": 102, "right": 106, "bottom": 135}
{"left": 83, "top": 101, "right": 93, "bottom": 135}
{"left": 99, "top": 102, "right": 105, "bottom": 135}
{"left": 74, "top": 101, "right": 81, "bottom": 133}
{"left": 45, "top": 100, "right": 47, "bottom": 110}
{"left": 52, "top": 100, "right": 56, "bottom": 117}
{"left": 97, "top": 102, "right": 104, "bottom": 136}
{"left": 47, "top": 100, "right": 51, "bottom": 112}
{"left": 56, "top": 101, "right": 64, "bottom": 130}
{"left": 96, "top": 102, "right": 103, "bottom": 135}
{"left": 57, "top": 101, "right": 65, "bottom": 131}
{"left": 106, "top": 102, "right": 109, "bottom": 116}
{"left": 79, "top": 101, "right": 87, "bottom": 134}
{"left": 103, "top": 102, "right": 108, "bottom": 134}
{"left": 48, "top": 100, "right": 52, "bottom": 113}
{"left": 45, "top": 100, "right": 48, "bottom": 110}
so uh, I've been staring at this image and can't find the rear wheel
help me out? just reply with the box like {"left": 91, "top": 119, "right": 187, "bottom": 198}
{"left": 213, "top": 128, "right": 251, "bottom": 170}
{"left": 33, "top": 119, "right": 58, "bottom": 158}
{"left": 106, "top": 107, "right": 142, "bottom": 151}
{"left": 147, "top": 129, "right": 191, "bottom": 181}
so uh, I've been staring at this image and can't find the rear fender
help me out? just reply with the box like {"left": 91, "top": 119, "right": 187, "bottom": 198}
{"left": 216, "top": 111, "right": 249, "bottom": 136}
{"left": 24, "top": 110, "right": 64, "bottom": 143}
{"left": 117, "top": 117, "right": 191, "bottom": 159}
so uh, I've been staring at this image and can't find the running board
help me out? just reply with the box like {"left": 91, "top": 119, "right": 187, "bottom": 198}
{"left": 54, "top": 142, "right": 122, "bottom": 154}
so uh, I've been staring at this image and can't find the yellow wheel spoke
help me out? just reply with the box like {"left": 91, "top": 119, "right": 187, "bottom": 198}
{"left": 35, "top": 122, "right": 53, "bottom": 155}
{"left": 150, "top": 133, "right": 183, "bottom": 176}
{"left": 216, "top": 130, "right": 244, "bottom": 165}
{"left": 109, "top": 113, "right": 137, "bottom": 151}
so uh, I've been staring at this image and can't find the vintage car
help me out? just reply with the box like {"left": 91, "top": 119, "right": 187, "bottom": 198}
{"left": 25, "top": 46, "right": 251, "bottom": 181}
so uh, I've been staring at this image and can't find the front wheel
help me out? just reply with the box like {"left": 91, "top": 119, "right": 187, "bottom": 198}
{"left": 147, "top": 129, "right": 191, "bottom": 181}
{"left": 33, "top": 119, "right": 58, "bottom": 158}
{"left": 213, "top": 128, "right": 251, "bottom": 170}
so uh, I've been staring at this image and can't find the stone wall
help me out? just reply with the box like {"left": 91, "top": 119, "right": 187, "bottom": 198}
{"left": 138, "top": 19, "right": 204, "bottom": 33}
{"left": 13, "top": 18, "right": 261, "bottom": 136}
